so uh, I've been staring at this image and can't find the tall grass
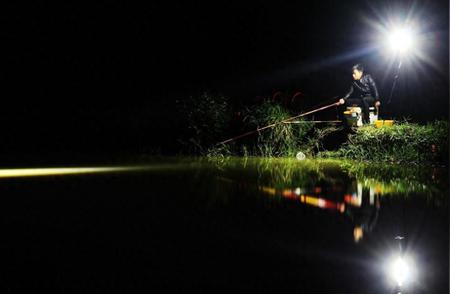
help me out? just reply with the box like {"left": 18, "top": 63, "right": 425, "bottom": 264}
{"left": 329, "top": 120, "right": 448, "bottom": 164}
{"left": 243, "top": 101, "right": 308, "bottom": 156}
{"left": 242, "top": 100, "right": 340, "bottom": 157}
{"left": 176, "top": 93, "right": 448, "bottom": 165}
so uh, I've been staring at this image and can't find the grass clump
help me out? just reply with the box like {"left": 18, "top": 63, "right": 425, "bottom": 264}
{"left": 242, "top": 100, "right": 340, "bottom": 157}
{"left": 329, "top": 120, "right": 448, "bottom": 164}
{"left": 244, "top": 100, "right": 312, "bottom": 157}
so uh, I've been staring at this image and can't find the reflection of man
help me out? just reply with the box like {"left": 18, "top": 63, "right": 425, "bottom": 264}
{"left": 345, "top": 184, "right": 380, "bottom": 243}
{"left": 339, "top": 64, "right": 381, "bottom": 124}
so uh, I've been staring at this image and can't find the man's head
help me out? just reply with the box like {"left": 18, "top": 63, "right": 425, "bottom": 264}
{"left": 352, "top": 64, "right": 364, "bottom": 80}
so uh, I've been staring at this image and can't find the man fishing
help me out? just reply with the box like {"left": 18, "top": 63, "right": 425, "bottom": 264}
{"left": 339, "top": 64, "right": 381, "bottom": 124}
{"left": 218, "top": 65, "right": 379, "bottom": 145}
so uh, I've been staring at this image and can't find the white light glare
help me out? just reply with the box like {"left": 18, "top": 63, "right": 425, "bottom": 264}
{"left": 388, "top": 27, "right": 415, "bottom": 54}
{"left": 389, "top": 256, "right": 412, "bottom": 286}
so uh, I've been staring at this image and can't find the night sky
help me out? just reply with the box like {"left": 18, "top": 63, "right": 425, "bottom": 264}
{"left": 1, "top": 0, "right": 449, "bottom": 158}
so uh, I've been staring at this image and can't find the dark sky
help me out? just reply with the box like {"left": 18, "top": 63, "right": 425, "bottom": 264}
{"left": 1, "top": 0, "right": 448, "bottom": 157}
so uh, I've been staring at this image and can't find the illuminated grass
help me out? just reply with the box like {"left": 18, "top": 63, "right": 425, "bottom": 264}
{"left": 322, "top": 120, "right": 448, "bottom": 164}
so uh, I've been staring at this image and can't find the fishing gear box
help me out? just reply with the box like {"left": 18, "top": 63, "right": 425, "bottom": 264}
{"left": 343, "top": 106, "right": 379, "bottom": 127}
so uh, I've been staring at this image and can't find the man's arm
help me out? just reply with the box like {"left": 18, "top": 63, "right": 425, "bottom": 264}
{"left": 343, "top": 85, "right": 353, "bottom": 101}
{"left": 339, "top": 85, "right": 354, "bottom": 105}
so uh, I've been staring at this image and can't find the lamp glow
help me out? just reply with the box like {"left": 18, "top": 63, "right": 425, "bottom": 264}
{"left": 388, "top": 27, "right": 415, "bottom": 54}
{"left": 390, "top": 257, "right": 409, "bottom": 286}
{"left": 387, "top": 255, "right": 416, "bottom": 287}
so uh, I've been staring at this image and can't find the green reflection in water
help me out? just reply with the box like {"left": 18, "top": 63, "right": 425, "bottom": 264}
{"left": 205, "top": 156, "right": 447, "bottom": 242}
{"left": 207, "top": 157, "right": 448, "bottom": 198}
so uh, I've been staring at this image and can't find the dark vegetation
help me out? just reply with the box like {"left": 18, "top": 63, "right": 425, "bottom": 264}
{"left": 177, "top": 93, "right": 448, "bottom": 165}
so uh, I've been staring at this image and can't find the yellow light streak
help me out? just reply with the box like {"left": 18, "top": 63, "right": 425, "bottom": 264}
{"left": 0, "top": 166, "right": 145, "bottom": 178}
{"left": 261, "top": 186, "right": 276, "bottom": 195}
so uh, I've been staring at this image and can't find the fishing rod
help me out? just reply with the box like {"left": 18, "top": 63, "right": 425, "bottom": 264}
{"left": 216, "top": 99, "right": 342, "bottom": 145}
{"left": 283, "top": 120, "right": 342, "bottom": 124}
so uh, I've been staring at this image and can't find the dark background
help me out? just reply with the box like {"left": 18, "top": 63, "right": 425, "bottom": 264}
{"left": 1, "top": 0, "right": 448, "bottom": 159}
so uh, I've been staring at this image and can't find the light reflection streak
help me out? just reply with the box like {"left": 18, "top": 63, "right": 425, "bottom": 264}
{"left": 0, "top": 166, "right": 149, "bottom": 178}
{"left": 258, "top": 181, "right": 381, "bottom": 242}
{"left": 260, "top": 185, "right": 346, "bottom": 213}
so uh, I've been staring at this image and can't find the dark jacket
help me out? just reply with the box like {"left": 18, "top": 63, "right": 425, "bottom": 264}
{"left": 343, "top": 74, "right": 380, "bottom": 101}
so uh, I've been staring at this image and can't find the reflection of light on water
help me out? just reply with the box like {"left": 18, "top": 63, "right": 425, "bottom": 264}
{"left": 301, "top": 195, "right": 345, "bottom": 212}
{"left": 261, "top": 186, "right": 276, "bottom": 195}
{"left": 0, "top": 166, "right": 146, "bottom": 178}
{"left": 259, "top": 185, "right": 346, "bottom": 213}
{"left": 344, "top": 182, "right": 380, "bottom": 207}
{"left": 260, "top": 181, "right": 383, "bottom": 212}
{"left": 344, "top": 194, "right": 362, "bottom": 207}
{"left": 386, "top": 255, "right": 417, "bottom": 288}
{"left": 259, "top": 183, "right": 381, "bottom": 242}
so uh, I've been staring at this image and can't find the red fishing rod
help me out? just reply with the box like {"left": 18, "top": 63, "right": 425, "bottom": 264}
{"left": 216, "top": 99, "right": 343, "bottom": 146}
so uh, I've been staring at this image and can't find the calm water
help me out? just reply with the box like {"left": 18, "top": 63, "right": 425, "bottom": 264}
{"left": 0, "top": 157, "right": 447, "bottom": 293}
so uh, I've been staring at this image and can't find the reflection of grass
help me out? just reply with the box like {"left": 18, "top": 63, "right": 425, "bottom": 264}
{"left": 209, "top": 157, "right": 349, "bottom": 189}
{"left": 207, "top": 157, "right": 448, "bottom": 200}
{"left": 338, "top": 161, "right": 448, "bottom": 197}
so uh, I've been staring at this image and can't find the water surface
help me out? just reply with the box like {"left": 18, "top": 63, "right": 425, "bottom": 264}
{"left": 0, "top": 157, "right": 447, "bottom": 293}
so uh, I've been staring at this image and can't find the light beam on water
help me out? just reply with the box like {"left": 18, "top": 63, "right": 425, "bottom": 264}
{"left": 0, "top": 166, "right": 158, "bottom": 178}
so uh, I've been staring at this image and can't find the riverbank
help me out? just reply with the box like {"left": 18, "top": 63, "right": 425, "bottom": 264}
{"left": 207, "top": 120, "right": 448, "bottom": 166}
{"left": 319, "top": 120, "right": 448, "bottom": 165}
{"left": 177, "top": 95, "right": 448, "bottom": 165}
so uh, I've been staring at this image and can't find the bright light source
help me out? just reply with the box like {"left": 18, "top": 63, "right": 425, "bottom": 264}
{"left": 390, "top": 257, "right": 409, "bottom": 286}
{"left": 387, "top": 255, "right": 415, "bottom": 287}
{"left": 388, "top": 27, "right": 415, "bottom": 54}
